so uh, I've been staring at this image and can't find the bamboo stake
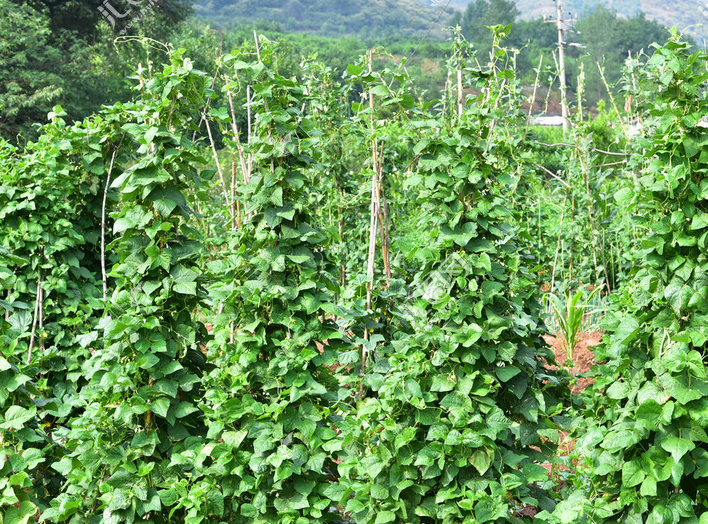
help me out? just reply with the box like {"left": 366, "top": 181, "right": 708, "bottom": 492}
{"left": 577, "top": 153, "right": 600, "bottom": 283}
{"left": 375, "top": 147, "right": 391, "bottom": 281}
{"left": 339, "top": 221, "right": 346, "bottom": 287}
{"left": 457, "top": 68, "right": 463, "bottom": 119}
{"left": 365, "top": 47, "right": 379, "bottom": 315}
{"left": 4, "top": 290, "right": 9, "bottom": 321}
{"left": 533, "top": 141, "right": 629, "bottom": 156}
{"left": 253, "top": 30, "right": 261, "bottom": 61}
{"left": 101, "top": 148, "right": 119, "bottom": 302}
{"left": 526, "top": 55, "right": 544, "bottom": 132}
{"left": 38, "top": 278, "right": 44, "bottom": 351}
{"left": 334, "top": 175, "right": 346, "bottom": 288}
{"left": 533, "top": 162, "right": 571, "bottom": 190}
{"left": 577, "top": 64, "right": 585, "bottom": 123}
{"left": 192, "top": 71, "right": 220, "bottom": 143}
{"left": 247, "top": 86, "right": 252, "bottom": 147}
{"left": 597, "top": 62, "right": 630, "bottom": 142}
{"left": 578, "top": 149, "right": 611, "bottom": 291}
{"left": 362, "top": 49, "right": 379, "bottom": 397}
{"left": 441, "top": 72, "right": 451, "bottom": 123}
{"left": 568, "top": 195, "right": 575, "bottom": 283}
{"left": 550, "top": 196, "right": 568, "bottom": 290}
{"left": 365, "top": 169, "right": 379, "bottom": 307}
{"left": 377, "top": 176, "right": 392, "bottom": 280}
{"left": 484, "top": 78, "right": 506, "bottom": 154}
{"left": 227, "top": 87, "right": 251, "bottom": 184}
{"left": 204, "top": 116, "right": 232, "bottom": 216}
{"left": 231, "top": 162, "right": 237, "bottom": 232}
{"left": 27, "top": 272, "right": 42, "bottom": 365}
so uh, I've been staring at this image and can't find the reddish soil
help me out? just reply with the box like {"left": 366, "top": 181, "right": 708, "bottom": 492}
{"left": 543, "top": 331, "right": 603, "bottom": 394}
{"left": 515, "top": 331, "right": 605, "bottom": 519}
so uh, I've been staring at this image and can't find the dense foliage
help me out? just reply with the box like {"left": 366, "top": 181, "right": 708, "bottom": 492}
{"left": 545, "top": 34, "right": 708, "bottom": 524}
{"left": 194, "top": 0, "right": 452, "bottom": 39}
{"left": 3, "top": 10, "right": 708, "bottom": 524}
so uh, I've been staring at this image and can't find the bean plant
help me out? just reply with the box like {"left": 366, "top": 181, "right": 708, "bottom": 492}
{"left": 2, "top": 24, "right": 703, "bottom": 524}
{"left": 541, "top": 32, "right": 708, "bottom": 524}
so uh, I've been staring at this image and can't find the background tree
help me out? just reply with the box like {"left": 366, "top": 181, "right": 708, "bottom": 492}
{"left": 574, "top": 6, "right": 670, "bottom": 104}
{"left": 451, "top": 0, "right": 519, "bottom": 58}
{"left": 8, "top": 0, "right": 193, "bottom": 40}
{"left": 1, "top": 0, "right": 194, "bottom": 143}
{"left": 0, "top": 0, "right": 65, "bottom": 139}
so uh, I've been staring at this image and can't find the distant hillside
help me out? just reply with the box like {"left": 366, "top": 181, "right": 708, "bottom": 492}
{"left": 194, "top": 0, "right": 455, "bottom": 39}
{"left": 419, "top": 0, "right": 708, "bottom": 42}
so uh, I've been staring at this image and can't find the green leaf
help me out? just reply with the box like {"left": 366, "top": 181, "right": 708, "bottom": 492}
{"left": 394, "top": 427, "right": 417, "bottom": 450}
{"left": 76, "top": 331, "right": 99, "bottom": 348}
{"left": 222, "top": 430, "right": 248, "bottom": 449}
{"left": 153, "top": 197, "right": 177, "bottom": 217}
{"left": 370, "top": 484, "right": 389, "bottom": 500}
{"left": 430, "top": 375, "right": 456, "bottom": 392}
{"left": 3, "top": 500, "right": 36, "bottom": 524}
{"left": 370, "top": 85, "right": 390, "bottom": 98}
{"left": 1, "top": 405, "right": 36, "bottom": 429}
{"left": 690, "top": 212, "right": 708, "bottom": 230}
{"left": 606, "top": 380, "right": 630, "bottom": 400}
{"left": 469, "top": 447, "right": 493, "bottom": 475}
{"left": 660, "top": 435, "right": 695, "bottom": 462}
{"left": 294, "top": 479, "right": 315, "bottom": 496}
{"left": 174, "top": 402, "right": 198, "bottom": 418}
{"left": 614, "top": 187, "right": 634, "bottom": 206}
{"left": 374, "top": 511, "right": 396, "bottom": 524}
{"left": 665, "top": 279, "right": 690, "bottom": 314}
{"left": 171, "top": 265, "right": 198, "bottom": 295}
{"left": 601, "top": 429, "right": 639, "bottom": 450}
{"left": 151, "top": 398, "right": 170, "bottom": 418}
{"left": 404, "top": 379, "right": 423, "bottom": 399}
{"left": 159, "top": 489, "right": 179, "bottom": 507}
{"left": 640, "top": 475, "right": 657, "bottom": 497}
{"left": 615, "top": 317, "right": 640, "bottom": 344}
{"left": 51, "top": 457, "right": 75, "bottom": 476}
{"left": 621, "top": 459, "right": 645, "bottom": 487}
{"left": 496, "top": 365, "right": 521, "bottom": 382}
{"left": 636, "top": 400, "right": 663, "bottom": 428}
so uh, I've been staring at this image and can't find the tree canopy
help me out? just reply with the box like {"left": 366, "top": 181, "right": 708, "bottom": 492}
{"left": 0, "top": 0, "right": 195, "bottom": 142}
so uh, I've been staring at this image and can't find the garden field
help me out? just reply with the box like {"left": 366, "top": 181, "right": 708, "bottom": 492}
{"left": 1, "top": 27, "right": 708, "bottom": 524}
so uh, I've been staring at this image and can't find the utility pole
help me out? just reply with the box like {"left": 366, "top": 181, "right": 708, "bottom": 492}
{"left": 546, "top": 1, "right": 577, "bottom": 134}
{"left": 555, "top": 0, "right": 568, "bottom": 134}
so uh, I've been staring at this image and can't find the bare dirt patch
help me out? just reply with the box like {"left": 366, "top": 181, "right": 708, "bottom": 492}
{"left": 543, "top": 331, "right": 603, "bottom": 394}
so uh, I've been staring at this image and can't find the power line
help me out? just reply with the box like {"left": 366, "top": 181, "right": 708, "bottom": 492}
{"left": 409, "top": 0, "right": 455, "bottom": 61}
